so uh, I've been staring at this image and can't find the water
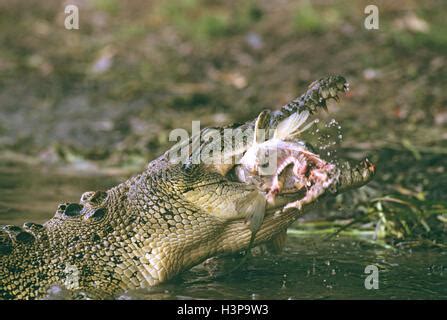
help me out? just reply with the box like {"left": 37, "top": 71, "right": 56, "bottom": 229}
{"left": 0, "top": 162, "right": 120, "bottom": 225}
{"left": 305, "top": 116, "right": 343, "bottom": 164}
{"left": 1, "top": 162, "right": 446, "bottom": 299}
{"left": 151, "top": 235, "right": 447, "bottom": 300}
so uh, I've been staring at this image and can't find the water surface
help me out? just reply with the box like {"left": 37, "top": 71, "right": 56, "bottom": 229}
{"left": 1, "top": 162, "right": 446, "bottom": 299}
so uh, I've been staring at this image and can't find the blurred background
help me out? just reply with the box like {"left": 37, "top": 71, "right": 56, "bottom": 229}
{"left": 0, "top": 0, "right": 446, "bottom": 244}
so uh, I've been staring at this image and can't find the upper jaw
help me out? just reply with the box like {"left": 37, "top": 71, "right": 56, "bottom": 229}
{"left": 330, "top": 158, "right": 375, "bottom": 194}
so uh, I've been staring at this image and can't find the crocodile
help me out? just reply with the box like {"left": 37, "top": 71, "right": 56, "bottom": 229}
{"left": 0, "top": 75, "right": 375, "bottom": 300}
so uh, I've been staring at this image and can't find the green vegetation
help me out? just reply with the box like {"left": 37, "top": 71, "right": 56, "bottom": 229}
{"left": 293, "top": 1, "right": 328, "bottom": 33}
{"left": 159, "top": 0, "right": 262, "bottom": 41}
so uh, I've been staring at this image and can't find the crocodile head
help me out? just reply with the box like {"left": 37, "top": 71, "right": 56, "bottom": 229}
{"left": 232, "top": 118, "right": 376, "bottom": 214}
{"left": 192, "top": 124, "right": 375, "bottom": 236}
{"left": 163, "top": 121, "right": 375, "bottom": 276}
{"left": 166, "top": 75, "right": 375, "bottom": 258}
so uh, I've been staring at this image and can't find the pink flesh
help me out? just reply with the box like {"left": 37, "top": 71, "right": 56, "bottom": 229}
{"left": 257, "top": 146, "right": 337, "bottom": 212}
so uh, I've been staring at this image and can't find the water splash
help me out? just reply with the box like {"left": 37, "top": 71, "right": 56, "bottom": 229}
{"left": 304, "top": 117, "right": 344, "bottom": 163}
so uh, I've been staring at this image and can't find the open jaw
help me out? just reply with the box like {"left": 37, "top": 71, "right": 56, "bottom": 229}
{"left": 235, "top": 139, "right": 375, "bottom": 214}
{"left": 265, "top": 144, "right": 339, "bottom": 212}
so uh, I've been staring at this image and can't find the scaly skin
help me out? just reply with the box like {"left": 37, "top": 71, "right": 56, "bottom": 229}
{"left": 0, "top": 76, "right": 374, "bottom": 299}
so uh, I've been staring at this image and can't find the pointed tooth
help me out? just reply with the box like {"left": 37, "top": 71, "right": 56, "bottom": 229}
{"left": 321, "top": 89, "right": 330, "bottom": 99}
{"left": 329, "top": 87, "right": 337, "bottom": 97}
